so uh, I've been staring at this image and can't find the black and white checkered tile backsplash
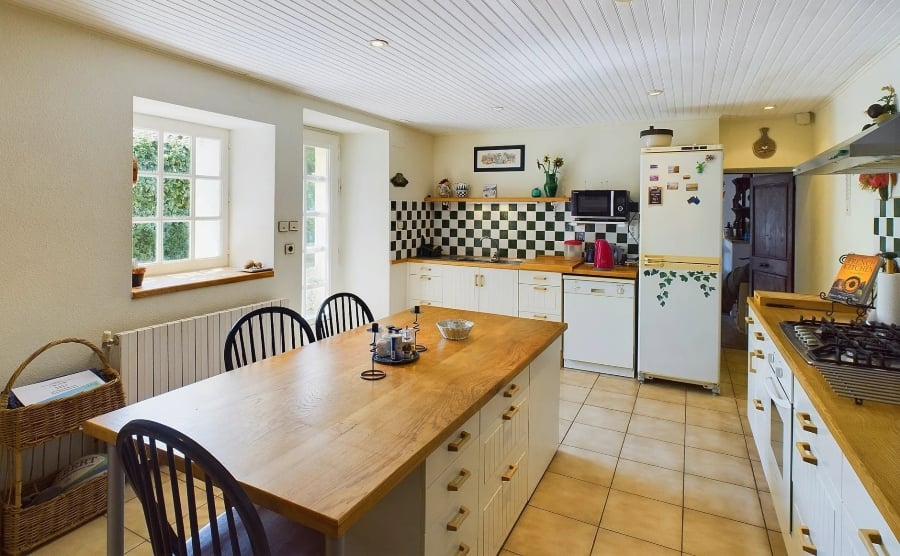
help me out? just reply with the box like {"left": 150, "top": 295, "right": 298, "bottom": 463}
{"left": 390, "top": 200, "right": 640, "bottom": 260}
{"left": 874, "top": 197, "right": 900, "bottom": 254}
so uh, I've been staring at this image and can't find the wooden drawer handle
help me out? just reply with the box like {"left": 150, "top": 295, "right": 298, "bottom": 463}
{"left": 447, "top": 431, "right": 471, "bottom": 452}
{"left": 447, "top": 468, "right": 471, "bottom": 492}
{"left": 858, "top": 529, "right": 885, "bottom": 555}
{"left": 455, "top": 543, "right": 471, "bottom": 556}
{"left": 532, "top": 314, "right": 548, "bottom": 320}
{"left": 446, "top": 506, "right": 470, "bottom": 531}
{"left": 503, "top": 383, "right": 521, "bottom": 398}
{"left": 420, "top": 276, "right": 432, "bottom": 281}
{"left": 796, "top": 412, "right": 818, "bottom": 434}
{"left": 799, "top": 525, "right": 817, "bottom": 554}
{"left": 501, "top": 464, "right": 518, "bottom": 482}
{"left": 753, "top": 349, "right": 764, "bottom": 359}
{"left": 753, "top": 399, "right": 764, "bottom": 412}
{"left": 502, "top": 404, "right": 521, "bottom": 420}
{"left": 796, "top": 442, "right": 818, "bottom": 465}
{"left": 754, "top": 331, "right": 764, "bottom": 341}
{"left": 533, "top": 285, "right": 548, "bottom": 291}
{"left": 533, "top": 276, "right": 547, "bottom": 281}
{"left": 745, "top": 316, "right": 754, "bottom": 324}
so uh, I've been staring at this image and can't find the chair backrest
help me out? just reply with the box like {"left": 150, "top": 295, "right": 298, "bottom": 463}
{"left": 224, "top": 306, "right": 315, "bottom": 371}
{"left": 117, "top": 419, "right": 271, "bottom": 556}
{"left": 314, "top": 292, "right": 374, "bottom": 340}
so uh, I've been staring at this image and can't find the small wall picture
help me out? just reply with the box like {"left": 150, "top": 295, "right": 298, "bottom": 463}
{"left": 474, "top": 145, "right": 525, "bottom": 172}
{"left": 483, "top": 184, "right": 498, "bottom": 198}
{"left": 668, "top": 165, "right": 680, "bottom": 173}
{"left": 686, "top": 182, "right": 699, "bottom": 191}
{"left": 667, "top": 182, "right": 679, "bottom": 190}
{"left": 649, "top": 186, "right": 663, "bottom": 205}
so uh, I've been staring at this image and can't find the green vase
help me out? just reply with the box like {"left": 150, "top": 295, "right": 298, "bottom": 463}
{"left": 543, "top": 173, "right": 558, "bottom": 197}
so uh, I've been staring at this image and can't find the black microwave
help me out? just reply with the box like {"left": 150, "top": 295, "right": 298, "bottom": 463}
{"left": 570, "top": 189, "right": 629, "bottom": 221}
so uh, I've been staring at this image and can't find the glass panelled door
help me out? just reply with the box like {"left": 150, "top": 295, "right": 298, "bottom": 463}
{"left": 302, "top": 130, "right": 339, "bottom": 318}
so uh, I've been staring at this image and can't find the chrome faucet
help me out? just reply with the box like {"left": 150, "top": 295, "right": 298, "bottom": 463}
{"left": 478, "top": 233, "right": 500, "bottom": 262}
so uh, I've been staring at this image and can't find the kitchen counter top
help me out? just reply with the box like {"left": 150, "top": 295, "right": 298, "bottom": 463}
{"left": 401, "top": 255, "right": 638, "bottom": 279}
{"left": 750, "top": 291, "right": 900, "bottom": 538}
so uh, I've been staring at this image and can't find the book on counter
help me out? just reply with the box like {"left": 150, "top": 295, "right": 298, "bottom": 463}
{"left": 827, "top": 253, "right": 882, "bottom": 306}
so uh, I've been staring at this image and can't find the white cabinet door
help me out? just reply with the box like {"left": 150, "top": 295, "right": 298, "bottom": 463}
{"left": 443, "top": 265, "right": 478, "bottom": 311}
{"left": 527, "top": 339, "right": 560, "bottom": 496}
{"left": 517, "top": 283, "right": 561, "bottom": 316}
{"left": 841, "top": 457, "right": 900, "bottom": 556}
{"left": 477, "top": 267, "right": 517, "bottom": 316}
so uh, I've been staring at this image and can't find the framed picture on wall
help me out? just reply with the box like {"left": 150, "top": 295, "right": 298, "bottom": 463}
{"left": 474, "top": 145, "right": 525, "bottom": 172}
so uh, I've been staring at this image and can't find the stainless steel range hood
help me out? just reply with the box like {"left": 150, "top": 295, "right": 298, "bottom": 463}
{"left": 794, "top": 113, "right": 900, "bottom": 175}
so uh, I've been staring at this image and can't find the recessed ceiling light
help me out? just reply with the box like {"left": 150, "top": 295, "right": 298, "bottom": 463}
{"left": 368, "top": 39, "right": 389, "bottom": 48}
{"left": 648, "top": 89, "right": 663, "bottom": 96}
{"left": 493, "top": 106, "right": 505, "bottom": 111}
{"left": 763, "top": 105, "right": 776, "bottom": 110}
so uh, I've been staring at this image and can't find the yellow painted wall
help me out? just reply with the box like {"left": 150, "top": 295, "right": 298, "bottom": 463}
{"left": 719, "top": 115, "right": 815, "bottom": 170}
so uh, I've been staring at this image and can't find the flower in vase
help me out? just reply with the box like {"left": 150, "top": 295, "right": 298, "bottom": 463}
{"left": 537, "top": 155, "right": 564, "bottom": 175}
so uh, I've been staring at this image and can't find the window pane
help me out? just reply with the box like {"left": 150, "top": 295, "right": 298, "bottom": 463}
{"left": 195, "top": 179, "right": 220, "bottom": 217}
{"left": 303, "top": 251, "right": 329, "bottom": 318}
{"left": 132, "top": 223, "right": 156, "bottom": 263}
{"left": 164, "top": 132, "right": 191, "bottom": 174}
{"left": 163, "top": 178, "right": 191, "bottom": 217}
{"left": 304, "top": 145, "right": 316, "bottom": 176}
{"left": 195, "top": 137, "right": 221, "bottom": 176}
{"left": 195, "top": 220, "right": 221, "bottom": 258}
{"left": 163, "top": 221, "right": 189, "bottom": 261}
{"left": 133, "top": 176, "right": 158, "bottom": 217}
{"left": 133, "top": 129, "right": 158, "bottom": 172}
{"left": 305, "top": 215, "right": 328, "bottom": 248}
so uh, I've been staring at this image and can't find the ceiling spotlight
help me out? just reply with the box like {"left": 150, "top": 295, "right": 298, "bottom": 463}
{"left": 368, "top": 39, "right": 389, "bottom": 48}
{"left": 648, "top": 89, "right": 663, "bottom": 96}
{"left": 763, "top": 105, "right": 776, "bottom": 110}
{"left": 493, "top": 106, "right": 505, "bottom": 111}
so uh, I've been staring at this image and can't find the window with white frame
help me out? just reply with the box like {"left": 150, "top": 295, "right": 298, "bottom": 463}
{"left": 132, "top": 114, "right": 229, "bottom": 273}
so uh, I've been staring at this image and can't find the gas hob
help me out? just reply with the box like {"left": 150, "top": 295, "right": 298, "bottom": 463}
{"left": 780, "top": 317, "right": 900, "bottom": 405}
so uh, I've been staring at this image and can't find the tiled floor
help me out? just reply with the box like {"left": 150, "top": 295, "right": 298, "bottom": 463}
{"left": 33, "top": 348, "right": 786, "bottom": 556}
{"left": 502, "top": 347, "right": 788, "bottom": 556}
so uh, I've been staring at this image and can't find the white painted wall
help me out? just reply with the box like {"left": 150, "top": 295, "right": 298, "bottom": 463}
{"left": 0, "top": 4, "right": 430, "bottom": 383}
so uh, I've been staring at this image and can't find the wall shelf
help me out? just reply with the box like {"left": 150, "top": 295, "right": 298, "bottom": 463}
{"left": 424, "top": 196, "right": 569, "bottom": 203}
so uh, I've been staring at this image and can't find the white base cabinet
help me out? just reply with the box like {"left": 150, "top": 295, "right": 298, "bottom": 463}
{"left": 407, "top": 263, "right": 518, "bottom": 317}
{"left": 518, "top": 271, "right": 562, "bottom": 322}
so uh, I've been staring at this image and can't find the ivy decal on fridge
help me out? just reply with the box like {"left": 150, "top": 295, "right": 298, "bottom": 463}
{"left": 643, "top": 269, "right": 718, "bottom": 307}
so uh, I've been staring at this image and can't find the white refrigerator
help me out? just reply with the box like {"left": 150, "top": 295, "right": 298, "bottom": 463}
{"left": 637, "top": 146, "right": 723, "bottom": 394}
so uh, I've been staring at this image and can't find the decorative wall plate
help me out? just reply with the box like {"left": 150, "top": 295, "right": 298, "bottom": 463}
{"left": 753, "top": 127, "right": 776, "bottom": 159}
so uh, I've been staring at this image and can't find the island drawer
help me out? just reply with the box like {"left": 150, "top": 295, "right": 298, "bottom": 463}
{"left": 425, "top": 442, "right": 479, "bottom": 527}
{"left": 426, "top": 411, "right": 479, "bottom": 488}
{"left": 480, "top": 368, "right": 529, "bottom": 433}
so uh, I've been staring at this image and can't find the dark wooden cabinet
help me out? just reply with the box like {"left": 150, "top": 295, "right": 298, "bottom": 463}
{"left": 750, "top": 173, "right": 795, "bottom": 293}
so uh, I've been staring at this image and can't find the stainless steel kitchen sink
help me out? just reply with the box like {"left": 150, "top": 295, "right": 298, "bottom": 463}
{"left": 442, "top": 256, "right": 522, "bottom": 265}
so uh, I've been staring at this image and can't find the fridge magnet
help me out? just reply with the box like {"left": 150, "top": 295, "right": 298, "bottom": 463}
{"left": 682, "top": 174, "right": 691, "bottom": 180}
{"left": 668, "top": 165, "right": 680, "bottom": 173}
{"left": 650, "top": 164, "right": 659, "bottom": 169}
{"left": 648, "top": 186, "right": 663, "bottom": 205}
{"left": 695, "top": 161, "right": 706, "bottom": 173}
{"left": 666, "top": 182, "right": 679, "bottom": 190}
{"left": 686, "top": 182, "right": 699, "bottom": 191}
{"left": 649, "top": 175, "right": 659, "bottom": 182}
{"left": 687, "top": 196, "right": 701, "bottom": 205}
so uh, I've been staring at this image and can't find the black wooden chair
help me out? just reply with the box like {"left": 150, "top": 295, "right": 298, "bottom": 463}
{"left": 314, "top": 293, "right": 374, "bottom": 340}
{"left": 224, "top": 306, "right": 315, "bottom": 371}
{"left": 116, "top": 419, "right": 323, "bottom": 555}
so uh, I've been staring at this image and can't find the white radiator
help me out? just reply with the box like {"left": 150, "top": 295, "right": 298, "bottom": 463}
{"left": 110, "top": 299, "right": 288, "bottom": 404}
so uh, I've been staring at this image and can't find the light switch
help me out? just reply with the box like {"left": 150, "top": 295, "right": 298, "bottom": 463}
{"left": 289, "top": 221, "right": 300, "bottom": 231}
{"left": 277, "top": 221, "right": 289, "bottom": 232}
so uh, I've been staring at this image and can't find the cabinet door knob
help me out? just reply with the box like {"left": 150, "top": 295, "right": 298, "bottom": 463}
{"left": 447, "top": 430, "right": 471, "bottom": 452}
{"left": 447, "top": 468, "right": 471, "bottom": 491}
{"left": 745, "top": 316, "right": 755, "bottom": 324}
{"left": 455, "top": 543, "right": 471, "bottom": 556}
{"left": 501, "top": 463, "right": 519, "bottom": 481}
{"left": 753, "top": 399, "right": 764, "bottom": 412}
{"left": 754, "top": 332, "right": 764, "bottom": 341}
{"left": 533, "top": 286, "right": 548, "bottom": 291}
{"left": 799, "top": 525, "right": 817, "bottom": 554}
{"left": 502, "top": 404, "right": 521, "bottom": 420}
{"left": 858, "top": 529, "right": 885, "bottom": 555}
{"left": 503, "top": 383, "right": 521, "bottom": 398}
{"left": 446, "top": 506, "right": 470, "bottom": 531}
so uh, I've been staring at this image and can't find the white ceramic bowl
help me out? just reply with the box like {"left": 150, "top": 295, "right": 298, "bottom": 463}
{"left": 436, "top": 319, "right": 474, "bottom": 340}
{"left": 640, "top": 126, "right": 673, "bottom": 147}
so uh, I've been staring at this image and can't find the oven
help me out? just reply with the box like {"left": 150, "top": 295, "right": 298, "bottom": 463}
{"left": 755, "top": 351, "right": 793, "bottom": 535}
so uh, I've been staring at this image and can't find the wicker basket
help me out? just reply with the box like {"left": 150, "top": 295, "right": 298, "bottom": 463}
{"left": 0, "top": 338, "right": 125, "bottom": 555}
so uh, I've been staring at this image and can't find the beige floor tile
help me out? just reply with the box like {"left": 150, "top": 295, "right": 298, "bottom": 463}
{"left": 683, "top": 474, "right": 764, "bottom": 527}
{"left": 738, "top": 402, "right": 749, "bottom": 416}
{"left": 730, "top": 372, "right": 749, "bottom": 386}
{"left": 769, "top": 529, "right": 789, "bottom": 556}
{"left": 30, "top": 516, "right": 144, "bottom": 556}
{"left": 685, "top": 405, "right": 744, "bottom": 434}
{"left": 563, "top": 422, "right": 625, "bottom": 457}
{"left": 682, "top": 509, "right": 772, "bottom": 556}
{"left": 684, "top": 446, "right": 755, "bottom": 488}
{"left": 746, "top": 435, "right": 762, "bottom": 462}
{"left": 529, "top": 471, "right": 610, "bottom": 525}
{"left": 591, "top": 528, "right": 679, "bottom": 555}
{"left": 592, "top": 375, "right": 640, "bottom": 396}
{"left": 751, "top": 458, "right": 769, "bottom": 492}
{"left": 498, "top": 551, "right": 521, "bottom": 556}
{"left": 548, "top": 443, "right": 618, "bottom": 487}
{"left": 562, "top": 368, "right": 599, "bottom": 388}
{"left": 599, "top": 490, "right": 682, "bottom": 551}
{"left": 637, "top": 381, "right": 687, "bottom": 404}
{"left": 126, "top": 542, "right": 154, "bottom": 555}
{"left": 584, "top": 389, "right": 636, "bottom": 413}
{"left": 685, "top": 424, "right": 748, "bottom": 458}
{"left": 560, "top": 418, "right": 572, "bottom": 443}
{"left": 740, "top": 414, "right": 752, "bottom": 435}
{"left": 626, "top": 413, "right": 685, "bottom": 444}
{"left": 717, "top": 382, "right": 736, "bottom": 398}
{"left": 504, "top": 505, "right": 597, "bottom": 556}
{"left": 685, "top": 390, "right": 739, "bottom": 413}
{"left": 732, "top": 382, "right": 748, "bottom": 401}
{"left": 758, "top": 490, "right": 781, "bottom": 532}
{"left": 610, "top": 458, "right": 683, "bottom": 506}
{"left": 561, "top": 383, "right": 591, "bottom": 404}
{"left": 575, "top": 405, "right": 631, "bottom": 432}
{"left": 560, "top": 399, "right": 581, "bottom": 421}
{"left": 632, "top": 397, "right": 686, "bottom": 423}
{"left": 619, "top": 434, "right": 684, "bottom": 472}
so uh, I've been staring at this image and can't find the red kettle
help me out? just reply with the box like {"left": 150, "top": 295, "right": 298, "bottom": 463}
{"left": 594, "top": 239, "right": 615, "bottom": 270}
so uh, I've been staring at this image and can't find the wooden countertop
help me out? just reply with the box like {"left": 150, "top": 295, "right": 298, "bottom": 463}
{"left": 402, "top": 255, "right": 638, "bottom": 280}
{"left": 750, "top": 292, "right": 900, "bottom": 538}
{"left": 84, "top": 307, "right": 566, "bottom": 537}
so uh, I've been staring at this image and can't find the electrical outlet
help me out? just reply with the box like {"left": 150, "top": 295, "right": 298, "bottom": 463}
{"left": 574, "top": 231, "right": 585, "bottom": 241}
{"left": 277, "top": 221, "right": 289, "bottom": 232}
{"left": 284, "top": 243, "right": 295, "bottom": 254}
{"left": 288, "top": 220, "right": 300, "bottom": 231}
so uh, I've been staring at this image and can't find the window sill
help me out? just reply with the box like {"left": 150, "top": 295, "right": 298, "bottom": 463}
{"left": 132, "top": 267, "right": 274, "bottom": 299}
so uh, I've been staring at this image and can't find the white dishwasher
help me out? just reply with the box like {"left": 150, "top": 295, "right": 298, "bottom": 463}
{"left": 563, "top": 276, "right": 635, "bottom": 377}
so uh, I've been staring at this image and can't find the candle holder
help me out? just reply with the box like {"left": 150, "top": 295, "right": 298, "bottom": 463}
{"left": 360, "top": 322, "right": 387, "bottom": 381}
{"left": 410, "top": 306, "right": 427, "bottom": 352}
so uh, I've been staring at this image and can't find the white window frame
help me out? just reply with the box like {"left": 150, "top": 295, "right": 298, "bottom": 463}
{"left": 302, "top": 129, "right": 340, "bottom": 318}
{"left": 133, "top": 114, "right": 230, "bottom": 274}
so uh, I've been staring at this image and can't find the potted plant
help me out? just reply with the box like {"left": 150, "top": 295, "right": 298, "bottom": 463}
{"left": 131, "top": 262, "right": 146, "bottom": 287}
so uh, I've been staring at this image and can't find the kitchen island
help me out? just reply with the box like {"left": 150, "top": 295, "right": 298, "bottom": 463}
{"left": 86, "top": 307, "right": 566, "bottom": 555}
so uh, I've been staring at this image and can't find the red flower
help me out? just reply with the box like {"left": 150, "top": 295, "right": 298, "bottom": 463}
{"left": 859, "top": 173, "right": 897, "bottom": 191}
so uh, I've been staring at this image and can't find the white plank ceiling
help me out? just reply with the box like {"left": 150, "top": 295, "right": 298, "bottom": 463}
{"left": 11, "top": 0, "right": 900, "bottom": 133}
